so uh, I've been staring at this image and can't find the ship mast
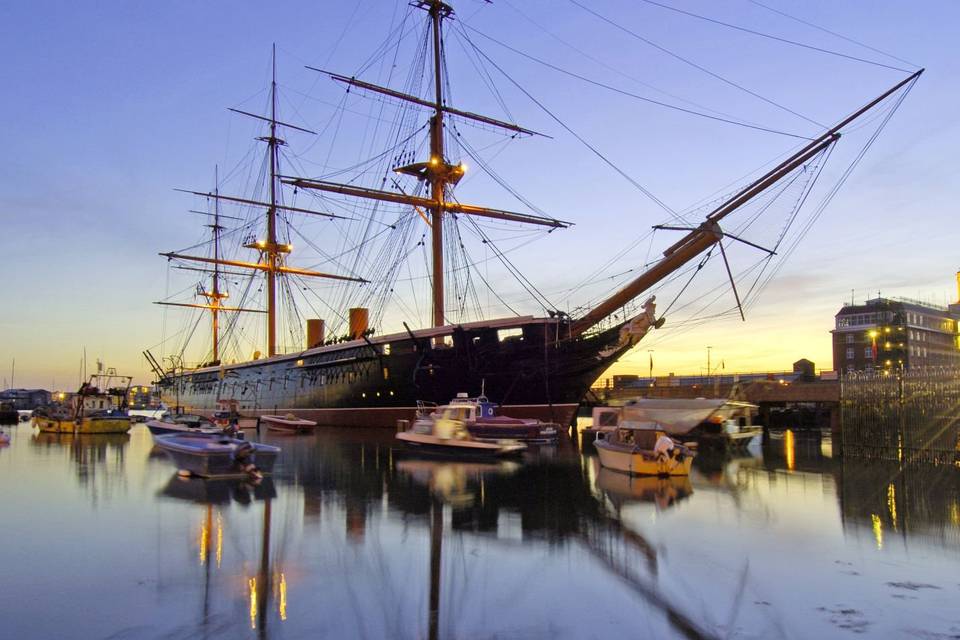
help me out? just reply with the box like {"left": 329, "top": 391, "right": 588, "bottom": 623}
{"left": 206, "top": 166, "right": 226, "bottom": 361}
{"left": 266, "top": 45, "right": 281, "bottom": 356}
{"left": 428, "top": 0, "right": 448, "bottom": 328}
{"left": 161, "top": 47, "right": 367, "bottom": 364}
{"left": 286, "top": 0, "right": 570, "bottom": 328}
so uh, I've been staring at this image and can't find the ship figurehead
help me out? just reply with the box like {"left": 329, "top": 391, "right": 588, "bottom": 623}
{"left": 598, "top": 296, "right": 665, "bottom": 359}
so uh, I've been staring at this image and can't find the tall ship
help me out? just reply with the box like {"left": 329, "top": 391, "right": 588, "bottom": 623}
{"left": 149, "top": 1, "right": 920, "bottom": 426}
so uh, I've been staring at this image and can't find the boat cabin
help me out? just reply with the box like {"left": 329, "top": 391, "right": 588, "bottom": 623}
{"left": 605, "top": 424, "right": 666, "bottom": 450}
{"left": 436, "top": 394, "right": 498, "bottom": 422}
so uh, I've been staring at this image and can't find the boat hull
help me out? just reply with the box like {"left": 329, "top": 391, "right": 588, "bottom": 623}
{"left": 261, "top": 415, "right": 318, "bottom": 433}
{"left": 145, "top": 420, "right": 224, "bottom": 437}
{"left": 466, "top": 421, "right": 560, "bottom": 443}
{"left": 594, "top": 441, "right": 694, "bottom": 476}
{"left": 36, "top": 416, "right": 131, "bottom": 434}
{"left": 158, "top": 317, "right": 637, "bottom": 428}
{"left": 153, "top": 435, "right": 279, "bottom": 478}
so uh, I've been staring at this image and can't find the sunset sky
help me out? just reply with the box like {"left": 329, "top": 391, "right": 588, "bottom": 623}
{"left": 1, "top": 0, "right": 957, "bottom": 390}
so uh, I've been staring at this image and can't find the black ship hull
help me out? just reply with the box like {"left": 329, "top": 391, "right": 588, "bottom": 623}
{"left": 158, "top": 316, "right": 639, "bottom": 428}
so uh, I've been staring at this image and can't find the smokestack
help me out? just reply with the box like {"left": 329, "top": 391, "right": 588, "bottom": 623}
{"left": 349, "top": 308, "right": 369, "bottom": 339}
{"left": 306, "top": 319, "right": 325, "bottom": 349}
{"left": 955, "top": 269, "right": 960, "bottom": 304}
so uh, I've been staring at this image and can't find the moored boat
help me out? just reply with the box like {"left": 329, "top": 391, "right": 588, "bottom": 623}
{"left": 590, "top": 398, "right": 758, "bottom": 438}
{"left": 35, "top": 372, "right": 133, "bottom": 434}
{"left": 415, "top": 394, "right": 560, "bottom": 443}
{"left": 260, "top": 414, "right": 318, "bottom": 434}
{"left": 146, "top": 413, "right": 225, "bottom": 437}
{"left": 35, "top": 409, "right": 131, "bottom": 434}
{"left": 396, "top": 408, "right": 526, "bottom": 458}
{"left": 153, "top": 433, "right": 280, "bottom": 478}
{"left": 594, "top": 423, "right": 695, "bottom": 477}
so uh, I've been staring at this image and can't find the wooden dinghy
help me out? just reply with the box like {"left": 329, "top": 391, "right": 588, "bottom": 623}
{"left": 260, "top": 414, "right": 318, "bottom": 433}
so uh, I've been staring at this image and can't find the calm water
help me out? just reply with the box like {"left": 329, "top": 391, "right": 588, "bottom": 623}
{"left": 1, "top": 422, "right": 959, "bottom": 639}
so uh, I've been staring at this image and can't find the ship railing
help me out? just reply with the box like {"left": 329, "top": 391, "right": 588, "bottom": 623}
{"left": 415, "top": 400, "right": 438, "bottom": 418}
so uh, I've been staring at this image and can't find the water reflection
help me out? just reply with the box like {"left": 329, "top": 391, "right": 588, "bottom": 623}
{"left": 3, "top": 421, "right": 960, "bottom": 639}
{"left": 30, "top": 430, "right": 129, "bottom": 502}
{"left": 595, "top": 465, "right": 693, "bottom": 511}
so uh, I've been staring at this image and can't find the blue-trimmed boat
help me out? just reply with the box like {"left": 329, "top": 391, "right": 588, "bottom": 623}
{"left": 153, "top": 433, "right": 280, "bottom": 478}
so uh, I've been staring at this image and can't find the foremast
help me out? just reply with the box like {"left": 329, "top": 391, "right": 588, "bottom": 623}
{"left": 160, "top": 46, "right": 366, "bottom": 365}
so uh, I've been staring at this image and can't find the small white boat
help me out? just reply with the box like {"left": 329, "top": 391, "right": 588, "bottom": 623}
{"left": 396, "top": 411, "right": 526, "bottom": 458}
{"left": 414, "top": 394, "right": 560, "bottom": 443}
{"left": 146, "top": 414, "right": 225, "bottom": 437}
{"left": 594, "top": 423, "right": 695, "bottom": 476}
{"left": 260, "top": 414, "right": 318, "bottom": 433}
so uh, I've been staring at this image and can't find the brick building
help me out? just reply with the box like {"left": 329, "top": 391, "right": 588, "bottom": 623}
{"left": 831, "top": 296, "right": 960, "bottom": 373}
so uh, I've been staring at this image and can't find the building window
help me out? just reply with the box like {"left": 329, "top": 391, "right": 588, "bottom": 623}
{"left": 846, "top": 334, "right": 854, "bottom": 344}
{"left": 864, "top": 347, "right": 872, "bottom": 358}
{"left": 846, "top": 348, "right": 855, "bottom": 360}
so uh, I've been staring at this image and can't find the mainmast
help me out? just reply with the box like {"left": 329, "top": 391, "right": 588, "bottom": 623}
{"left": 286, "top": 0, "right": 569, "bottom": 329}
{"left": 428, "top": 0, "right": 448, "bottom": 328}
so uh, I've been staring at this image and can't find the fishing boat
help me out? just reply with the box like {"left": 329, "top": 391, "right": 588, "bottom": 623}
{"left": 396, "top": 408, "right": 526, "bottom": 458}
{"left": 260, "top": 414, "right": 318, "bottom": 434}
{"left": 146, "top": 2, "right": 921, "bottom": 428}
{"left": 594, "top": 423, "right": 695, "bottom": 477}
{"left": 153, "top": 433, "right": 280, "bottom": 478}
{"left": 34, "top": 373, "right": 132, "bottom": 434}
{"left": 414, "top": 394, "right": 560, "bottom": 443}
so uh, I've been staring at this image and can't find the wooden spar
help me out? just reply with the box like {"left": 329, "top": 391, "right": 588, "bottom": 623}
{"left": 154, "top": 301, "right": 267, "bottom": 313}
{"left": 666, "top": 69, "right": 923, "bottom": 256}
{"left": 227, "top": 108, "right": 316, "bottom": 134}
{"left": 159, "top": 252, "right": 368, "bottom": 283}
{"left": 281, "top": 177, "right": 571, "bottom": 227}
{"left": 175, "top": 189, "right": 348, "bottom": 220}
{"left": 569, "top": 135, "right": 837, "bottom": 336}
{"left": 308, "top": 68, "right": 544, "bottom": 137}
{"left": 571, "top": 69, "right": 922, "bottom": 337}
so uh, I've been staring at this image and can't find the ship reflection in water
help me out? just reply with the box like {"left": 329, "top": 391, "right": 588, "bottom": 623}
{"left": 1, "top": 421, "right": 959, "bottom": 639}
